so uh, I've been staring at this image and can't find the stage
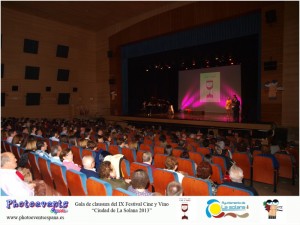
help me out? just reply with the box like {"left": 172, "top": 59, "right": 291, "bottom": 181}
{"left": 103, "top": 112, "right": 273, "bottom": 131}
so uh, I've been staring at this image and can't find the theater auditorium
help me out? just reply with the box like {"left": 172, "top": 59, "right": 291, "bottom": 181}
{"left": 1, "top": 1, "right": 298, "bottom": 196}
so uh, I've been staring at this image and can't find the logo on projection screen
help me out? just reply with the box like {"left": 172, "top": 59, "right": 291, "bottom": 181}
{"left": 200, "top": 72, "right": 220, "bottom": 102}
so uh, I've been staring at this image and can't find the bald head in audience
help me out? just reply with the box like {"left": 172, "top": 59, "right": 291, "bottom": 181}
{"left": 82, "top": 155, "right": 95, "bottom": 170}
{"left": 1, "top": 152, "right": 17, "bottom": 169}
{"left": 228, "top": 164, "right": 243, "bottom": 183}
{"left": 166, "top": 181, "right": 183, "bottom": 196}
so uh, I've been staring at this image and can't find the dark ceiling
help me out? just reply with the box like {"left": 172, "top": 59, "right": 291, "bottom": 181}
{"left": 2, "top": 1, "right": 189, "bottom": 31}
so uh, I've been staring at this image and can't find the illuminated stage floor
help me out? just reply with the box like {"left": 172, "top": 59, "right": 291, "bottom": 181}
{"left": 104, "top": 112, "right": 273, "bottom": 131}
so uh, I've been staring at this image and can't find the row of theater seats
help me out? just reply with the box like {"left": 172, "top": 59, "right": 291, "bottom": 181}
{"left": 2, "top": 139, "right": 296, "bottom": 194}
{"left": 30, "top": 151, "right": 255, "bottom": 196}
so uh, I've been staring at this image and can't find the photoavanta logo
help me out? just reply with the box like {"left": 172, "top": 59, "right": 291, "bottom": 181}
{"left": 206, "top": 199, "right": 249, "bottom": 218}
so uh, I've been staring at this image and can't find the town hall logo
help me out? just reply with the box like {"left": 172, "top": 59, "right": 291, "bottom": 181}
{"left": 206, "top": 199, "right": 249, "bottom": 218}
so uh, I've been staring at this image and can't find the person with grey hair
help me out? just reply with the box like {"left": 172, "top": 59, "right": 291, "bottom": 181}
{"left": 166, "top": 181, "right": 183, "bottom": 196}
{"left": 80, "top": 155, "right": 99, "bottom": 178}
{"left": 49, "top": 145, "right": 62, "bottom": 164}
{"left": 222, "top": 164, "right": 258, "bottom": 195}
{"left": 0, "top": 152, "right": 35, "bottom": 196}
{"left": 142, "top": 151, "right": 156, "bottom": 170}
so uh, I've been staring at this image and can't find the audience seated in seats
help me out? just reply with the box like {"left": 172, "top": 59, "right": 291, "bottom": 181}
{"left": 259, "top": 146, "right": 280, "bottom": 169}
{"left": 164, "top": 156, "right": 185, "bottom": 183}
{"left": 99, "top": 161, "right": 130, "bottom": 190}
{"left": 128, "top": 169, "right": 153, "bottom": 196}
{"left": 49, "top": 129, "right": 60, "bottom": 142}
{"left": 68, "top": 135, "right": 78, "bottom": 147}
{"left": 18, "top": 139, "right": 37, "bottom": 168}
{"left": 128, "top": 135, "right": 139, "bottom": 151}
{"left": 166, "top": 181, "right": 183, "bottom": 196}
{"left": 12, "top": 133, "right": 24, "bottom": 146}
{"left": 0, "top": 152, "right": 35, "bottom": 196}
{"left": 59, "top": 148, "right": 81, "bottom": 171}
{"left": 203, "top": 154, "right": 213, "bottom": 163}
{"left": 177, "top": 140, "right": 187, "bottom": 151}
{"left": 80, "top": 155, "right": 100, "bottom": 179}
{"left": 223, "top": 164, "right": 258, "bottom": 196}
{"left": 87, "top": 140, "right": 98, "bottom": 151}
{"left": 196, "top": 161, "right": 218, "bottom": 195}
{"left": 180, "top": 150, "right": 190, "bottom": 159}
{"left": 50, "top": 145, "right": 63, "bottom": 164}
{"left": 117, "top": 137, "right": 129, "bottom": 149}
{"left": 79, "top": 138, "right": 88, "bottom": 149}
{"left": 159, "top": 134, "right": 168, "bottom": 148}
{"left": 164, "top": 145, "right": 173, "bottom": 156}
{"left": 142, "top": 151, "right": 155, "bottom": 170}
{"left": 6, "top": 129, "right": 17, "bottom": 143}
{"left": 59, "top": 134, "right": 69, "bottom": 144}
{"left": 94, "top": 150, "right": 111, "bottom": 173}
{"left": 213, "top": 140, "right": 235, "bottom": 170}
{"left": 35, "top": 140, "right": 51, "bottom": 160}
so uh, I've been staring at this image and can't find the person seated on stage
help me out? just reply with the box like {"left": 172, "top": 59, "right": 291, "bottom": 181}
{"left": 164, "top": 156, "right": 186, "bottom": 183}
{"left": 164, "top": 144, "right": 173, "bottom": 156}
{"left": 59, "top": 148, "right": 81, "bottom": 171}
{"left": 222, "top": 164, "right": 258, "bottom": 196}
{"left": 99, "top": 161, "right": 130, "bottom": 190}
{"left": 166, "top": 181, "right": 183, "bottom": 196}
{"left": 127, "top": 169, "right": 153, "bottom": 196}
{"left": 80, "top": 155, "right": 99, "bottom": 179}
{"left": 0, "top": 152, "right": 35, "bottom": 196}
{"left": 196, "top": 161, "right": 218, "bottom": 195}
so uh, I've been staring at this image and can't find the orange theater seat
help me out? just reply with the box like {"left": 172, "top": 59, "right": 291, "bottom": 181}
{"left": 153, "top": 154, "right": 168, "bottom": 169}
{"left": 66, "top": 169, "right": 87, "bottom": 196}
{"left": 275, "top": 153, "right": 296, "bottom": 185}
{"left": 38, "top": 156, "right": 54, "bottom": 189}
{"left": 87, "top": 177, "right": 112, "bottom": 196}
{"left": 252, "top": 155, "right": 278, "bottom": 192}
{"left": 50, "top": 162, "right": 69, "bottom": 196}
{"left": 232, "top": 152, "right": 252, "bottom": 180}
{"left": 216, "top": 184, "right": 254, "bottom": 196}
{"left": 28, "top": 152, "right": 41, "bottom": 180}
{"left": 182, "top": 176, "right": 212, "bottom": 196}
{"left": 153, "top": 168, "right": 178, "bottom": 195}
{"left": 177, "top": 157, "right": 196, "bottom": 176}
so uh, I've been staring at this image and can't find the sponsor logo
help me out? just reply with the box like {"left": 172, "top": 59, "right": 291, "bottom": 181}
{"left": 206, "top": 199, "right": 249, "bottom": 218}
{"left": 263, "top": 199, "right": 283, "bottom": 219}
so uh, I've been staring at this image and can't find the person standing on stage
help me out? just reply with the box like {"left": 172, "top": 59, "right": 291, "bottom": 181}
{"left": 232, "top": 95, "right": 240, "bottom": 122}
{"left": 225, "top": 97, "right": 232, "bottom": 120}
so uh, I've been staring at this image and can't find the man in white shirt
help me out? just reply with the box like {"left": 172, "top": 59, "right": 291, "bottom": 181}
{"left": 0, "top": 152, "right": 34, "bottom": 196}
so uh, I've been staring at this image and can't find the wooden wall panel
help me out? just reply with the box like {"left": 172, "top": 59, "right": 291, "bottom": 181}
{"left": 282, "top": 2, "right": 299, "bottom": 131}
{"left": 1, "top": 8, "right": 97, "bottom": 119}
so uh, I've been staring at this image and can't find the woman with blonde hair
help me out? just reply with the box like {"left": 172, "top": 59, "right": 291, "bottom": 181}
{"left": 225, "top": 96, "right": 232, "bottom": 120}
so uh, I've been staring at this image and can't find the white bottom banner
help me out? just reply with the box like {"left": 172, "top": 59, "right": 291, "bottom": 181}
{"left": 1, "top": 196, "right": 299, "bottom": 225}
